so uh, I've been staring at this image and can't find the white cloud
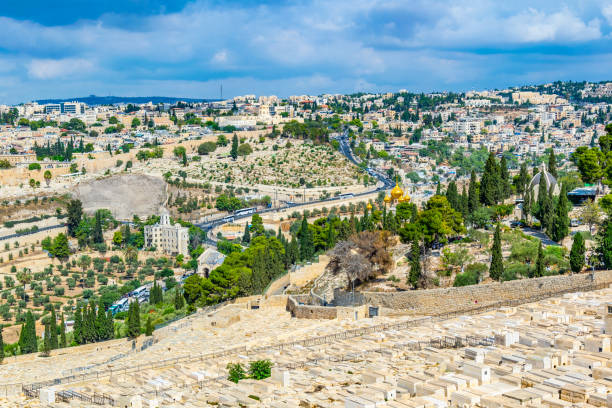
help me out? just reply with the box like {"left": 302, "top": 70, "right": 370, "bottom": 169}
{"left": 211, "top": 50, "right": 228, "bottom": 64}
{"left": 27, "top": 58, "right": 94, "bottom": 80}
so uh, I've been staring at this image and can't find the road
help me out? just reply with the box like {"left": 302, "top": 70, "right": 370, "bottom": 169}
{"left": 0, "top": 224, "right": 65, "bottom": 241}
{"left": 521, "top": 227, "right": 560, "bottom": 247}
{"left": 196, "top": 130, "right": 393, "bottom": 244}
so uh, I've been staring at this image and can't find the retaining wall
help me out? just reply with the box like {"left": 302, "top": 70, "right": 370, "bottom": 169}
{"left": 333, "top": 270, "right": 612, "bottom": 315}
{"left": 287, "top": 294, "right": 338, "bottom": 319}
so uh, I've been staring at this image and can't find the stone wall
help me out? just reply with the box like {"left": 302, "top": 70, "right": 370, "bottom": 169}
{"left": 286, "top": 294, "right": 337, "bottom": 319}
{"left": 333, "top": 271, "right": 612, "bottom": 315}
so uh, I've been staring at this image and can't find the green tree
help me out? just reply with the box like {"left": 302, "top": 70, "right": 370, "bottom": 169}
{"left": 468, "top": 170, "right": 479, "bottom": 214}
{"left": 230, "top": 134, "right": 239, "bottom": 160}
{"left": 66, "top": 199, "right": 83, "bottom": 237}
{"left": 50, "top": 233, "right": 70, "bottom": 260}
{"left": 59, "top": 313, "right": 67, "bottom": 348}
{"left": 74, "top": 305, "right": 83, "bottom": 344}
{"left": 43, "top": 170, "right": 52, "bottom": 187}
{"left": 173, "top": 145, "right": 186, "bottom": 158}
{"left": 174, "top": 287, "right": 185, "bottom": 310}
{"left": 237, "top": 143, "right": 253, "bottom": 159}
{"left": 480, "top": 152, "right": 500, "bottom": 206}
{"left": 499, "top": 156, "right": 511, "bottom": 199}
{"left": 533, "top": 240, "right": 544, "bottom": 278}
{"left": 197, "top": 141, "right": 217, "bottom": 155}
{"left": 298, "top": 217, "right": 314, "bottom": 260}
{"left": 227, "top": 362, "right": 246, "bottom": 383}
{"left": 489, "top": 223, "right": 503, "bottom": 281}
{"left": 517, "top": 162, "right": 529, "bottom": 195}
{"left": 551, "top": 184, "right": 570, "bottom": 242}
{"left": 182, "top": 151, "right": 187, "bottom": 167}
{"left": 407, "top": 237, "right": 421, "bottom": 289}
{"left": 570, "top": 232, "right": 585, "bottom": 273}
{"left": 548, "top": 149, "right": 558, "bottom": 178}
{"left": 92, "top": 211, "right": 104, "bottom": 244}
{"left": 250, "top": 214, "right": 265, "bottom": 238}
{"left": 145, "top": 315, "right": 153, "bottom": 336}
{"left": 242, "top": 223, "right": 251, "bottom": 245}
{"left": 131, "top": 117, "right": 141, "bottom": 128}
{"left": 19, "top": 311, "right": 37, "bottom": 354}
{"left": 249, "top": 359, "right": 272, "bottom": 380}
{"left": 597, "top": 219, "right": 612, "bottom": 269}
{"left": 126, "top": 300, "right": 141, "bottom": 338}
{"left": 445, "top": 181, "right": 459, "bottom": 212}
{"left": 49, "top": 308, "right": 58, "bottom": 349}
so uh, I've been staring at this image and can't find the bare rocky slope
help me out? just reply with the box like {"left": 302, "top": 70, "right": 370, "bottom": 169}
{"left": 73, "top": 173, "right": 166, "bottom": 220}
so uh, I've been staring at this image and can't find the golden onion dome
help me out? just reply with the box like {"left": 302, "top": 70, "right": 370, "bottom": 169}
{"left": 383, "top": 195, "right": 391, "bottom": 203}
{"left": 397, "top": 195, "right": 405, "bottom": 203}
{"left": 366, "top": 202, "right": 373, "bottom": 210}
{"left": 403, "top": 194, "right": 411, "bottom": 203}
{"left": 390, "top": 183, "right": 403, "bottom": 200}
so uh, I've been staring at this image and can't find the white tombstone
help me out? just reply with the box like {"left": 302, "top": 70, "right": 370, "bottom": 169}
{"left": 271, "top": 368, "right": 291, "bottom": 387}
{"left": 39, "top": 388, "right": 55, "bottom": 404}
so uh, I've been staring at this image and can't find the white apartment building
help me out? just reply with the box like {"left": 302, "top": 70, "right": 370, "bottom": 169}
{"left": 453, "top": 118, "right": 482, "bottom": 135}
{"left": 144, "top": 210, "right": 189, "bottom": 256}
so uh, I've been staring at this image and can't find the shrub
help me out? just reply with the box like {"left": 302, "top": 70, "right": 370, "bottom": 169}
{"left": 249, "top": 360, "right": 272, "bottom": 380}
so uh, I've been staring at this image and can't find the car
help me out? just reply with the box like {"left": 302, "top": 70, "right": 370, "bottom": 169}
{"left": 510, "top": 220, "right": 525, "bottom": 228}
{"left": 570, "top": 219, "right": 581, "bottom": 227}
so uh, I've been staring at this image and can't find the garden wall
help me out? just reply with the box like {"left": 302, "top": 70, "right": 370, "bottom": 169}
{"left": 333, "top": 270, "right": 612, "bottom": 315}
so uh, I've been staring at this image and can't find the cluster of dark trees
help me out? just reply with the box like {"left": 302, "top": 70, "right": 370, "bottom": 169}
{"left": 33, "top": 136, "right": 93, "bottom": 161}
{"left": 281, "top": 120, "right": 330, "bottom": 143}
{"left": 18, "top": 309, "right": 67, "bottom": 355}
{"left": 73, "top": 300, "right": 114, "bottom": 345}
{"left": 66, "top": 199, "right": 120, "bottom": 251}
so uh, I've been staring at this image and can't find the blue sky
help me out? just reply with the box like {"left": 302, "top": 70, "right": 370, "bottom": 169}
{"left": 1, "top": 0, "right": 612, "bottom": 103}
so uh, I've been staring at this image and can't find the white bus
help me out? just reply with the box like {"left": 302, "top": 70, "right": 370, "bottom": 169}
{"left": 235, "top": 207, "right": 257, "bottom": 217}
{"left": 338, "top": 193, "right": 354, "bottom": 199}
{"left": 221, "top": 215, "right": 234, "bottom": 223}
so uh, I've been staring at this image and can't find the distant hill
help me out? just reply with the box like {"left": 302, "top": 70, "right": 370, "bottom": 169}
{"left": 35, "top": 95, "right": 219, "bottom": 106}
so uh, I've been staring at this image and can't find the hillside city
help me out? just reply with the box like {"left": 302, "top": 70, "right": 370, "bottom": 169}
{"left": 1, "top": 80, "right": 612, "bottom": 407}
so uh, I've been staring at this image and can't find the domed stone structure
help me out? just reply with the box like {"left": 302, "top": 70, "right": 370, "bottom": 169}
{"left": 528, "top": 164, "right": 559, "bottom": 200}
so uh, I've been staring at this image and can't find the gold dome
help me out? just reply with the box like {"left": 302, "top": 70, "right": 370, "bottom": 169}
{"left": 402, "top": 194, "right": 411, "bottom": 203}
{"left": 390, "top": 183, "right": 403, "bottom": 200}
{"left": 383, "top": 195, "right": 391, "bottom": 203}
{"left": 397, "top": 195, "right": 405, "bottom": 203}
{"left": 366, "top": 202, "right": 373, "bottom": 210}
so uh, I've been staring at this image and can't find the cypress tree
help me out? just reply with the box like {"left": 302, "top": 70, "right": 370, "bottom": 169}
{"left": 42, "top": 323, "right": 51, "bottom": 355}
{"left": 127, "top": 301, "right": 141, "bottom": 338}
{"left": 460, "top": 185, "right": 469, "bottom": 219}
{"left": 480, "top": 152, "right": 500, "bottom": 206}
{"left": 533, "top": 241, "right": 544, "bottom": 278}
{"left": 242, "top": 223, "right": 251, "bottom": 245}
{"left": 174, "top": 287, "right": 185, "bottom": 310}
{"left": 182, "top": 151, "right": 187, "bottom": 167}
{"left": 489, "top": 223, "right": 504, "bottom": 281}
{"left": 92, "top": 211, "right": 103, "bottom": 244}
{"left": 410, "top": 204, "right": 418, "bottom": 223}
{"left": 59, "top": 314, "right": 67, "bottom": 348}
{"left": 518, "top": 162, "right": 528, "bottom": 195}
{"left": 145, "top": 316, "right": 153, "bottom": 336}
{"left": 548, "top": 150, "right": 558, "bottom": 178}
{"left": 499, "top": 156, "right": 511, "bottom": 199}
{"left": 19, "top": 311, "right": 37, "bottom": 354}
{"left": 407, "top": 237, "right": 421, "bottom": 289}
{"left": 445, "top": 181, "right": 459, "bottom": 212}
{"left": 551, "top": 184, "right": 570, "bottom": 242}
{"left": 231, "top": 134, "right": 239, "bottom": 160}
{"left": 298, "top": 217, "right": 314, "bottom": 261}
{"left": 96, "top": 300, "right": 107, "bottom": 341}
{"left": 535, "top": 177, "right": 549, "bottom": 230}
{"left": 106, "top": 310, "right": 115, "bottom": 340}
{"left": 468, "top": 170, "right": 479, "bottom": 214}
{"left": 325, "top": 220, "right": 336, "bottom": 249}
{"left": 570, "top": 232, "right": 585, "bottom": 273}
{"left": 49, "top": 308, "right": 58, "bottom": 349}
{"left": 522, "top": 188, "right": 532, "bottom": 222}
{"left": 435, "top": 182, "right": 441, "bottom": 196}
{"left": 74, "top": 305, "right": 83, "bottom": 345}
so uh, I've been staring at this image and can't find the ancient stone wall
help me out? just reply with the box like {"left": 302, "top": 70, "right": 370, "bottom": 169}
{"left": 286, "top": 294, "right": 337, "bottom": 319}
{"left": 333, "top": 271, "right": 612, "bottom": 315}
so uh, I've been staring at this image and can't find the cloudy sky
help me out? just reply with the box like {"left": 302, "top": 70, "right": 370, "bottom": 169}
{"left": 1, "top": 0, "right": 612, "bottom": 103}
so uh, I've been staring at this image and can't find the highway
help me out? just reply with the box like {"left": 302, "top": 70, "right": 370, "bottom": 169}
{"left": 196, "top": 131, "right": 394, "bottom": 244}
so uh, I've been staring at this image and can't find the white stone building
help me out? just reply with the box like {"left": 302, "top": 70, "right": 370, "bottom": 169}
{"left": 144, "top": 209, "right": 189, "bottom": 256}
